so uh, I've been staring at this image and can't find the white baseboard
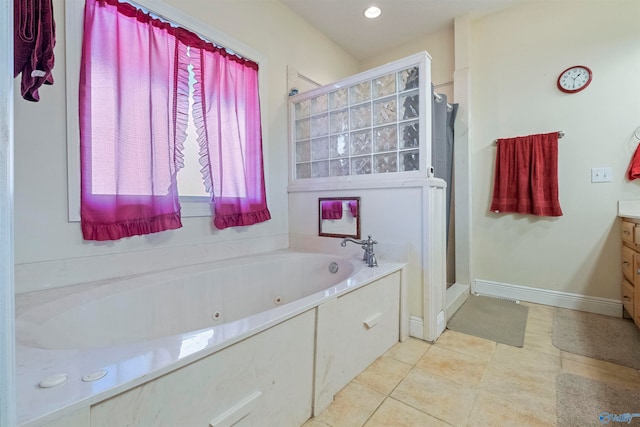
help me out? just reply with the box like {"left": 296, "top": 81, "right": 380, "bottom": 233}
{"left": 446, "top": 282, "right": 470, "bottom": 321}
{"left": 474, "top": 279, "right": 622, "bottom": 318}
{"left": 409, "top": 316, "right": 424, "bottom": 339}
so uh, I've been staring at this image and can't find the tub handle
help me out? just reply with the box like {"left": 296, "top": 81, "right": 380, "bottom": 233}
{"left": 210, "top": 390, "right": 262, "bottom": 427}
{"left": 363, "top": 312, "right": 382, "bottom": 329}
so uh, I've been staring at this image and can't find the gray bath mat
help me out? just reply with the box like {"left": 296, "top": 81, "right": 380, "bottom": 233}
{"left": 556, "top": 373, "right": 640, "bottom": 426}
{"left": 447, "top": 295, "right": 529, "bottom": 347}
{"left": 552, "top": 308, "right": 640, "bottom": 369}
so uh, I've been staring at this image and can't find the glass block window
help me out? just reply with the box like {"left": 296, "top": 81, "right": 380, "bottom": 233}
{"left": 292, "top": 64, "right": 423, "bottom": 180}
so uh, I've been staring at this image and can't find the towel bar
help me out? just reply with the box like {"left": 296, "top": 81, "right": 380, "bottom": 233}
{"left": 493, "top": 131, "right": 564, "bottom": 145}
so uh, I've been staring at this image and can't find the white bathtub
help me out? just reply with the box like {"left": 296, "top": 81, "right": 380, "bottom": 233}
{"left": 16, "top": 250, "right": 406, "bottom": 427}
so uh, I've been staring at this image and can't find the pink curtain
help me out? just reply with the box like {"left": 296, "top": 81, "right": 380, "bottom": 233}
{"left": 80, "top": 0, "right": 271, "bottom": 239}
{"left": 348, "top": 200, "right": 358, "bottom": 218}
{"left": 321, "top": 201, "right": 343, "bottom": 220}
{"left": 190, "top": 41, "right": 271, "bottom": 229}
{"left": 80, "top": 0, "right": 189, "bottom": 240}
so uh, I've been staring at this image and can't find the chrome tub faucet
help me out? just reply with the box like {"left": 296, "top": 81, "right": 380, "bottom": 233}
{"left": 341, "top": 235, "right": 378, "bottom": 267}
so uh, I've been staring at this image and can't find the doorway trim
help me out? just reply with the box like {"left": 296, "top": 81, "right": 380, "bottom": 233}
{"left": 1, "top": 0, "right": 16, "bottom": 425}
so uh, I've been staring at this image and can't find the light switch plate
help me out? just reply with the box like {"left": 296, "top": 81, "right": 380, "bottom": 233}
{"left": 591, "top": 167, "right": 612, "bottom": 183}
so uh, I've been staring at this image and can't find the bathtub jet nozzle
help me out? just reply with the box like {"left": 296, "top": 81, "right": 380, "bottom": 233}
{"left": 340, "top": 235, "right": 378, "bottom": 267}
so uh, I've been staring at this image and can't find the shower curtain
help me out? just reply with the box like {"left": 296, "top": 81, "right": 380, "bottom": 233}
{"left": 431, "top": 85, "right": 458, "bottom": 245}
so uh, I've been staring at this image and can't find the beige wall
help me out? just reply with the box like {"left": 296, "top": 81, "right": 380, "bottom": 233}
{"left": 360, "top": 27, "right": 455, "bottom": 100}
{"left": 361, "top": 1, "right": 640, "bottom": 302}
{"left": 13, "top": 0, "right": 357, "bottom": 291}
{"left": 14, "top": 0, "right": 640, "bottom": 303}
{"left": 470, "top": 0, "right": 640, "bottom": 299}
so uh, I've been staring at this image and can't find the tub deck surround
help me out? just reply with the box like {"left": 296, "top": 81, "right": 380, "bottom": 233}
{"left": 15, "top": 250, "right": 407, "bottom": 426}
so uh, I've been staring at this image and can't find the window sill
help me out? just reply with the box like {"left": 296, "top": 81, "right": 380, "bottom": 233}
{"left": 68, "top": 199, "right": 212, "bottom": 223}
{"left": 180, "top": 197, "right": 214, "bottom": 217}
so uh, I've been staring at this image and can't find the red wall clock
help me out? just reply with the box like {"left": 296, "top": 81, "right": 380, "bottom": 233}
{"left": 557, "top": 65, "right": 592, "bottom": 93}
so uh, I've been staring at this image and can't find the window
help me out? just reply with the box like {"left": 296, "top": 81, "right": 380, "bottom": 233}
{"left": 66, "top": 0, "right": 271, "bottom": 239}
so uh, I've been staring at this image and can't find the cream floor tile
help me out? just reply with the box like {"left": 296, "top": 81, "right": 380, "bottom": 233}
{"left": 479, "top": 361, "right": 557, "bottom": 420}
{"left": 525, "top": 315, "right": 553, "bottom": 335}
{"left": 521, "top": 302, "right": 557, "bottom": 320}
{"left": 434, "top": 329, "right": 496, "bottom": 362}
{"left": 384, "top": 337, "right": 432, "bottom": 366}
{"left": 561, "top": 357, "right": 640, "bottom": 392}
{"left": 305, "top": 303, "right": 640, "bottom": 427}
{"left": 302, "top": 418, "right": 332, "bottom": 427}
{"left": 363, "top": 398, "right": 452, "bottom": 427}
{"left": 523, "top": 330, "right": 561, "bottom": 357}
{"left": 354, "top": 356, "right": 412, "bottom": 395}
{"left": 316, "top": 381, "right": 386, "bottom": 427}
{"left": 467, "top": 391, "right": 556, "bottom": 427}
{"left": 415, "top": 345, "right": 489, "bottom": 388}
{"left": 391, "top": 368, "right": 475, "bottom": 426}
{"left": 491, "top": 343, "right": 561, "bottom": 380}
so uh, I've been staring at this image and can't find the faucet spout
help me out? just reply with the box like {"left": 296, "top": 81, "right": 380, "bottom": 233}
{"left": 340, "top": 237, "right": 363, "bottom": 247}
{"left": 340, "top": 235, "right": 378, "bottom": 267}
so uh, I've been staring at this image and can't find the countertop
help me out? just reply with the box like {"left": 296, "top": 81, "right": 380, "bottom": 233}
{"left": 618, "top": 200, "right": 640, "bottom": 219}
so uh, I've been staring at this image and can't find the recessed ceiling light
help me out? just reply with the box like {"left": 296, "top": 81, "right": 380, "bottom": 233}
{"left": 364, "top": 6, "right": 381, "bottom": 19}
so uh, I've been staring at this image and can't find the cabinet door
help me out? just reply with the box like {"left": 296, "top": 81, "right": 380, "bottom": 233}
{"left": 314, "top": 272, "right": 400, "bottom": 414}
{"left": 622, "top": 279, "right": 634, "bottom": 319}
{"left": 622, "top": 221, "right": 635, "bottom": 245}
{"left": 635, "top": 251, "right": 640, "bottom": 288}
{"left": 622, "top": 245, "right": 635, "bottom": 283}
{"left": 635, "top": 281, "right": 640, "bottom": 328}
{"left": 634, "top": 225, "right": 640, "bottom": 247}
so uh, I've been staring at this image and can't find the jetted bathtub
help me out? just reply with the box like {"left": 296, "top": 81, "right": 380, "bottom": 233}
{"left": 16, "top": 250, "right": 406, "bottom": 427}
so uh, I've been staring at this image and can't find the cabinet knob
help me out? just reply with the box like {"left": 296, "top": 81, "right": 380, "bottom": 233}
{"left": 623, "top": 296, "right": 631, "bottom": 302}
{"left": 624, "top": 230, "right": 631, "bottom": 235}
{"left": 623, "top": 261, "right": 630, "bottom": 266}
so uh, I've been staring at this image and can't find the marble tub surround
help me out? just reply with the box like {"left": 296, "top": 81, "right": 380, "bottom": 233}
{"left": 304, "top": 302, "right": 640, "bottom": 427}
{"left": 15, "top": 234, "right": 289, "bottom": 294}
{"left": 16, "top": 251, "right": 407, "bottom": 426}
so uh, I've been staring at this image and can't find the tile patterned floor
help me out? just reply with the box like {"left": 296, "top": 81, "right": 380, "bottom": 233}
{"left": 302, "top": 302, "right": 640, "bottom": 427}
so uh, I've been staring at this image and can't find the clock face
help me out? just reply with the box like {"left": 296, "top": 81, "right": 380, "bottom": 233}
{"left": 557, "top": 66, "right": 592, "bottom": 93}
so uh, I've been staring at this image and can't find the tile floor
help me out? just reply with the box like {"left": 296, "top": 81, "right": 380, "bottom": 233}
{"left": 302, "top": 302, "right": 640, "bottom": 426}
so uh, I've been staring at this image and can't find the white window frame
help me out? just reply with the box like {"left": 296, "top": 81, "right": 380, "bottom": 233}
{"left": 65, "top": 0, "right": 268, "bottom": 221}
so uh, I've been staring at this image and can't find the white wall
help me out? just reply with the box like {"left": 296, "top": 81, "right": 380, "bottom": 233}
{"left": 1, "top": 0, "right": 16, "bottom": 424}
{"left": 470, "top": 0, "right": 640, "bottom": 300}
{"left": 288, "top": 179, "right": 448, "bottom": 340}
{"left": 13, "top": 0, "right": 358, "bottom": 293}
{"left": 290, "top": 187, "right": 425, "bottom": 315}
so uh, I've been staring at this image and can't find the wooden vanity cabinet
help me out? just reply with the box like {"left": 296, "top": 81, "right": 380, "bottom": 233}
{"left": 620, "top": 217, "right": 640, "bottom": 328}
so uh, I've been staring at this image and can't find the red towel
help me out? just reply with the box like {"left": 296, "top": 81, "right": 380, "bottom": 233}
{"left": 627, "top": 144, "right": 640, "bottom": 180}
{"left": 490, "top": 132, "right": 563, "bottom": 217}
{"left": 14, "top": 0, "right": 56, "bottom": 102}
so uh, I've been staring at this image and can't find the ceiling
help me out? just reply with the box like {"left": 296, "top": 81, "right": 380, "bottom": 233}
{"left": 279, "top": 0, "right": 528, "bottom": 60}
